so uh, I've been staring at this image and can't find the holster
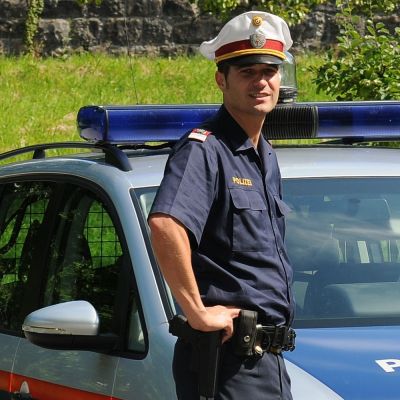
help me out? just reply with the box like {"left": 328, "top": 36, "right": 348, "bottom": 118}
{"left": 232, "top": 310, "right": 296, "bottom": 357}
{"left": 231, "top": 309, "right": 258, "bottom": 357}
{"left": 169, "top": 315, "right": 221, "bottom": 399}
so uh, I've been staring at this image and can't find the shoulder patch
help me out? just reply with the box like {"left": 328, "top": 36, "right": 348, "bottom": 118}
{"left": 188, "top": 128, "right": 211, "bottom": 142}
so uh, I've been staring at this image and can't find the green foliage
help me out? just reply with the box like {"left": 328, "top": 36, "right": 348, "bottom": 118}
{"left": 296, "top": 53, "right": 335, "bottom": 101}
{"left": 336, "top": 0, "right": 396, "bottom": 13}
{"left": 193, "top": 0, "right": 239, "bottom": 19}
{"left": 24, "top": 0, "right": 102, "bottom": 56}
{"left": 74, "top": 0, "right": 102, "bottom": 5}
{"left": 25, "top": 0, "right": 44, "bottom": 55}
{"left": 312, "top": 1, "right": 400, "bottom": 100}
{"left": 262, "top": 0, "right": 327, "bottom": 25}
{"left": 191, "top": 0, "right": 327, "bottom": 25}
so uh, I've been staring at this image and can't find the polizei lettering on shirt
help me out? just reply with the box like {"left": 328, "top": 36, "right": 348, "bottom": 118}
{"left": 232, "top": 176, "right": 253, "bottom": 186}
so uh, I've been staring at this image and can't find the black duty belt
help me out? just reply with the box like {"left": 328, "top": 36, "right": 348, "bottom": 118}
{"left": 232, "top": 310, "right": 296, "bottom": 358}
{"left": 255, "top": 325, "right": 296, "bottom": 355}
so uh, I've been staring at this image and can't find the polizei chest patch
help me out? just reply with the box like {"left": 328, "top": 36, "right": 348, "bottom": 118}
{"left": 188, "top": 128, "right": 211, "bottom": 142}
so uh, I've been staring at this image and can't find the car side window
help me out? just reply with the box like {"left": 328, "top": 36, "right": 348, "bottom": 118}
{"left": 43, "top": 187, "right": 123, "bottom": 332}
{"left": 41, "top": 185, "right": 144, "bottom": 347}
{"left": 285, "top": 177, "right": 400, "bottom": 326}
{"left": 0, "top": 182, "right": 52, "bottom": 332}
{"left": 0, "top": 180, "right": 145, "bottom": 352}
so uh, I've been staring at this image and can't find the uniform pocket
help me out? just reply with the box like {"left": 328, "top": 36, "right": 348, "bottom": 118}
{"left": 230, "top": 188, "right": 266, "bottom": 211}
{"left": 230, "top": 188, "right": 271, "bottom": 252}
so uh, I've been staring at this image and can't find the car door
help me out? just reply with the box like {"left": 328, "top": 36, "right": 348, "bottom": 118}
{"left": 0, "top": 182, "right": 41, "bottom": 399}
{"left": 5, "top": 178, "right": 146, "bottom": 399}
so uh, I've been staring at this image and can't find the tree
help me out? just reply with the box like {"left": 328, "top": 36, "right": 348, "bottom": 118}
{"left": 312, "top": 0, "right": 400, "bottom": 100}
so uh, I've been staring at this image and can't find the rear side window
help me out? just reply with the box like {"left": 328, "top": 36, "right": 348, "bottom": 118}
{"left": 0, "top": 183, "right": 52, "bottom": 331}
{"left": 0, "top": 180, "right": 145, "bottom": 352}
{"left": 43, "top": 187, "right": 124, "bottom": 334}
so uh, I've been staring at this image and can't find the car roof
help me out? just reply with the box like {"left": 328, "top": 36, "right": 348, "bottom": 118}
{"left": 276, "top": 146, "right": 400, "bottom": 179}
{"left": 126, "top": 151, "right": 168, "bottom": 188}
{"left": 125, "top": 145, "right": 400, "bottom": 188}
{"left": 0, "top": 144, "right": 400, "bottom": 190}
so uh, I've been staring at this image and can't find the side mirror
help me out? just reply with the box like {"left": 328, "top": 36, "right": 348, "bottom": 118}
{"left": 22, "top": 300, "right": 117, "bottom": 351}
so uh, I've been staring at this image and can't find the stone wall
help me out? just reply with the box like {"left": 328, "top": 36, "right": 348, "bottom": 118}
{"left": 0, "top": 0, "right": 395, "bottom": 57}
{"left": 1, "top": 0, "right": 218, "bottom": 56}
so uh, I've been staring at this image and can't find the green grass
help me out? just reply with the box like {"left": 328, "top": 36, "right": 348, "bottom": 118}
{"left": 0, "top": 53, "right": 333, "bottom": 152}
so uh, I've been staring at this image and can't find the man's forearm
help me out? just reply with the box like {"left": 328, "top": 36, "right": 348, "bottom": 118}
{"left": 148, "top": 214, "right": 207, "bottom": 322}
{"left": 148, "top": 213, "right": 240, "bottom": 338}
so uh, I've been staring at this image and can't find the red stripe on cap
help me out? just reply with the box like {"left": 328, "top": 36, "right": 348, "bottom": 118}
{"left": 215, "top": 39, "right": 283, "bottom": 58}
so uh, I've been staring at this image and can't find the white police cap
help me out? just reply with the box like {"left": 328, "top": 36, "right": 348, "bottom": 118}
{"left": 199, "top": 11, "right": 293, "bottom": 65}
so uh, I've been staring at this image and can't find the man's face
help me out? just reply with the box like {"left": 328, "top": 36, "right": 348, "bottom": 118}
{"left": 215, "top": 63, "right": 281, "bottom": 118}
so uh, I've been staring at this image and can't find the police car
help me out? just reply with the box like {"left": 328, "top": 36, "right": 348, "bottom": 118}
{"left": 0, "top": 100, "right": 399, "bottom": 399}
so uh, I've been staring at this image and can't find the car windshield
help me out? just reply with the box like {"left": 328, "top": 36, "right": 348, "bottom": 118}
{"left": 136, "top": 177, "right": 400, "bottom": 328}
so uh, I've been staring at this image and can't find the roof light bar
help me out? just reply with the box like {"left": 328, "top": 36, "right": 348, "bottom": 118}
{"left": 77, "top": 101, "right": 400, "bottom": 143}
{"left": 77, "top": 105, "right": 219, "bottom": 143}
{"left": 316, "top": 101, "right": 400, "bottom": 139}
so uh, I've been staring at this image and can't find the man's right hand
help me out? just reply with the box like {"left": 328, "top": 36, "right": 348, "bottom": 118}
{"left": 187, "top": 305, "right": 241, "bottom": 343}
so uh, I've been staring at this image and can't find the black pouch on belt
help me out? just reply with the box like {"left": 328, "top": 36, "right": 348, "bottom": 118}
{"left": 231, "top": 309, "right": 258, "bottom": 357}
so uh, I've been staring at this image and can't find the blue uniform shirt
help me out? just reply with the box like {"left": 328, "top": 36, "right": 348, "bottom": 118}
{"left": 150, "top": 105, "right": 294, "bottom": 325}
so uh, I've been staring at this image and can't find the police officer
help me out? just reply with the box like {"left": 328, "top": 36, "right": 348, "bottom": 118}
{"left": 148, "top": 10, "right": 295, "bottom": 400}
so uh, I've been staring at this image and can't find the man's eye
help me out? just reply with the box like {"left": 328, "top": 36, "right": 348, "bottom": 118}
{"left": 264, "top": 68, "right": 278, "bottom": 75}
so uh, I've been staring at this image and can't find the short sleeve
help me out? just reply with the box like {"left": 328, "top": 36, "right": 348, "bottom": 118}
{"left": 149, "top": 138, "right": 218, "bottom": 246}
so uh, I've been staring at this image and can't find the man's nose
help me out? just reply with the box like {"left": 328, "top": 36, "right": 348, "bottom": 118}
{"left": 253, "top": 73, "right": 269, "bottom": 86}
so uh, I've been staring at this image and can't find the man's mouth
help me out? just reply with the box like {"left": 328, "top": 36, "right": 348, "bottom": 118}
{"left": 250, "top": 93, "right": 269, "bottom": 99}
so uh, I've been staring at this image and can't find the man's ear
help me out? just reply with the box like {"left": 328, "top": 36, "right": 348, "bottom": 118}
{"left": 215, "top": 71, "right": 225, "bottom": 90}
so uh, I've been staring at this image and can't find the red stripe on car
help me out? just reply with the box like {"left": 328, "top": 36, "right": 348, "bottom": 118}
{"left": 10, "top": 373, "right": 122, "bottom": 400}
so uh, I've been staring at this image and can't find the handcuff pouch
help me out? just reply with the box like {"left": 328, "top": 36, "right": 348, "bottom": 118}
{"left": 232, "top": 309, "right": 258, "bottom": 357}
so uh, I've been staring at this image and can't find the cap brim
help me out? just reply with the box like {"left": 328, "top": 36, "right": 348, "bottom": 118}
{"left": 222, "top": 54, "right": 283, "bottom": 66}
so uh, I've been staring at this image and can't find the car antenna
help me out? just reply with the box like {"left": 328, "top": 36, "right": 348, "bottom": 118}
{"left": 123, "top": 0, "right": 140, "bottom": 105}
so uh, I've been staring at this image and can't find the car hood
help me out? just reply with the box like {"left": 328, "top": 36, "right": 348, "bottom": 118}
{"left": 285, "top": 325, "right": 400, "bottom": 400}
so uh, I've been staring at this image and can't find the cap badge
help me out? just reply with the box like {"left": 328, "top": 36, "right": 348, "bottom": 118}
{"left": 250, "top": 33, "right": 266, "bottom": 49}
{"left": 252, "top": 15, "right": 263, "bottom": 27}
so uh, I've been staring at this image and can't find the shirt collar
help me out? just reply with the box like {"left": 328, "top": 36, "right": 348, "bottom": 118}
{"left": 215, "top": 105, "right": 255, "bottom": 153}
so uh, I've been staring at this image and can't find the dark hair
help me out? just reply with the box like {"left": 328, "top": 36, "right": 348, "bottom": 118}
{"left": 217, "top": 57, "right": 279, "bottom": 76}
{"left": 217, "top": 61, "right": 232, "bottom": 79}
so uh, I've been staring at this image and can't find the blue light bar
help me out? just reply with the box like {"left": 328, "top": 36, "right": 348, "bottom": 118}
{"left": 77, "top": 101, "right": 400, "bottom": 143}
{"left": 316, "top": 101, "right": 400, "bottom": 138}
{"left": 77, "top": 105, "right": 219, "bottom": 143}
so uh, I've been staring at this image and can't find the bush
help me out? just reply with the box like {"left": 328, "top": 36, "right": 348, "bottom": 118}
{"left": 312, "top": 1, "right": 400, "bottom": 100}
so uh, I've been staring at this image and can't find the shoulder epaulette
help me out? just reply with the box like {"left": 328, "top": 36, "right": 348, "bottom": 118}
{"left": 188, "top": 128, "right": 212, "bottom": 142}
